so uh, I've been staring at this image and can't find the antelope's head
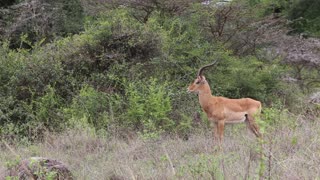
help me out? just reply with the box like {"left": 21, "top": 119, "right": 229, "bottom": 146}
{"left": 187, "top": 61, "right": 217, "bottom": 94}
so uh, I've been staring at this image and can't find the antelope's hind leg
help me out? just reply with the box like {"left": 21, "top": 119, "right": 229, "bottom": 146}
{"left": 245, "top": 114, "right": 261, "bottom": 138}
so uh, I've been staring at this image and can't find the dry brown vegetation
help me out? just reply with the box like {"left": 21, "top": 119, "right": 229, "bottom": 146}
{"left": 1, "top": 113, "right": 319, "bottom": 179}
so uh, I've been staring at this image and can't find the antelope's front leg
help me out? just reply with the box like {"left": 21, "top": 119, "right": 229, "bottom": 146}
{"left": 210, "top": 122, "right": 219, "bottom": 144}
{"left": 217, "top": 120, "right": 225, "bottom": 145}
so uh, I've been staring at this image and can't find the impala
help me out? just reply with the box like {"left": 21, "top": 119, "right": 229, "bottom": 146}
{"left": 187, "top": 61, "right": 262, "bottom": 144}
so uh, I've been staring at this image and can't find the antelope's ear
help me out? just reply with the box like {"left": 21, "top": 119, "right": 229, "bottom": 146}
{"left": 198, "top": 76, "right": 205, "bottom": 82}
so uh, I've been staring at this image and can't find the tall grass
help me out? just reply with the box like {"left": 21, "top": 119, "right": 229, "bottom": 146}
{"left": 1, "top": 111, "right": 319, "bottom": 179}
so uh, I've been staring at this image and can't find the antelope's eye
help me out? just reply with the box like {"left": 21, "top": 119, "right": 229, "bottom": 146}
{"left": 196, "top": 81, "right": 200, "bottom": 84}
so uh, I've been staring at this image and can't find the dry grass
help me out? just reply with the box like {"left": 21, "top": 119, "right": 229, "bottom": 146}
{"left": 1, "top": 116, "right": 320, "bottom": 180}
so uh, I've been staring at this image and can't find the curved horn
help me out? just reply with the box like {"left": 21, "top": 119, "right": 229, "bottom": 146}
{"left": 197, "top": 60, "right": 218, "bottom": 77}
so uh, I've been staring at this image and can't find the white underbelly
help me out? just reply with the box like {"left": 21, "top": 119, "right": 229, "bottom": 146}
{"left": 225, "top": 116, "right": 246, "bottom": 124}
{"left": 225, "top": 110, "right": 247, "bottom": 124}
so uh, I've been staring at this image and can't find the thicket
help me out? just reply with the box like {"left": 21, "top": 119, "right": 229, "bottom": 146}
{"left": 0, "top": 0, "right": 318, "bottom": 141}
{"left": 0, "top": 0, "right": 84, "bottom": 48}
{"left": 287, "top": 0, "right": 320, "bottom": 37}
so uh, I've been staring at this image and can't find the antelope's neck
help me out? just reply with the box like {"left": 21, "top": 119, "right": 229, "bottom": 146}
{"left": 198, "top": 85, "right": 213, "bottom": 108}
{"left": 198, "top": 93, "right": 211, "bottom": 107}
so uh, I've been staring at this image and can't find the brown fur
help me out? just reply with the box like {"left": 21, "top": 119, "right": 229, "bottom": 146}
{"left": 188, "top": 75, "right": 262, "bottom": 144}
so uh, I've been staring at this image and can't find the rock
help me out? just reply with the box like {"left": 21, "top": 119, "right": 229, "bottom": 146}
{"left": 6, "top": 157, "right": 73, "bottom": 180}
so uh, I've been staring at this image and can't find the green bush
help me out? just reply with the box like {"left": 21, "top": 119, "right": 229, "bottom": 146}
{"left": 209, "top": 56, "right": 283, "bottom": 103}
{"left": 287, "top": 0, "right": 320, "bottom": 36}
{"left": 24, "top": 85, "right": 63, "bottom": 131}
{"left": 125, "top": 78, "right": 173, "bottom": 138}
{"left": 0, "top": 4, "right": 311, "bottom": 140}
{"left": 63, "top": 85, "right": 121, "bottom": 130}
{"left": 1, "top": 0, "right": 84, "bottom": 48}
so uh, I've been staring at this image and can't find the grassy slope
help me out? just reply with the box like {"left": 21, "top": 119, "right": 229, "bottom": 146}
{"left": 1, "top": 115, "right": 319, "bottom": 179}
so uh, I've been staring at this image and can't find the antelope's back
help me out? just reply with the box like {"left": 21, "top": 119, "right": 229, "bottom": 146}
{"left": 218, "top": 97, "right": 261, "bottom": 114}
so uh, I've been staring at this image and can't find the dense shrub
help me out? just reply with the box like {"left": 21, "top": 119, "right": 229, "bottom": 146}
{"left": 0, "top": 0, "right": 84, "bottom": 48}
{"left": 125, "top": 78, "right": 173, "bottom": 138}
{"left": 287, "top": 0, "right": 320, "bottom": 36}
{"left": 211, "top": 56, "right": 284, "bottom": 102}
{"left": 0, "top": 4, "right": 313, "bottom": 140}
{"left": 63, "top": 85, "right": 121, "bottom": 130}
